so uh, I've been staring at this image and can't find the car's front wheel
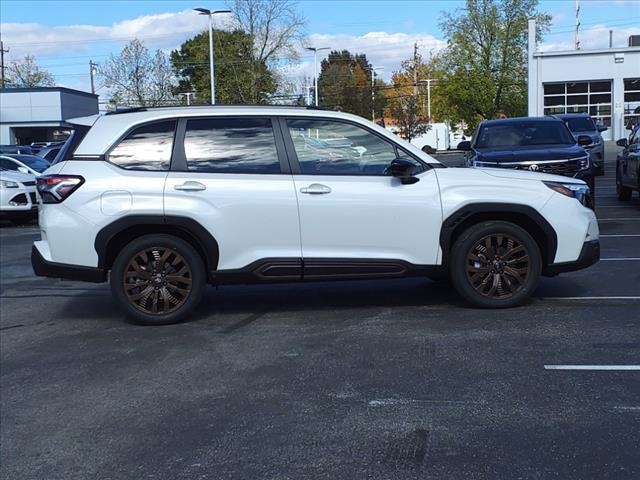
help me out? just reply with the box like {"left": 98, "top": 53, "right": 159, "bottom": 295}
{"left": 449, "top": 221, "right": 542, "bottom": 308}
{"left": 110, "top": 234, "right": 206, "bottom": 325}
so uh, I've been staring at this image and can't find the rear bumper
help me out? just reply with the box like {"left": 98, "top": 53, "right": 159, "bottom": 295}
{"left": 543, "top": 240, "right": 600, "bottom": 276}
{"left": 31, "top": 244, "right": 106, "bottom": 283}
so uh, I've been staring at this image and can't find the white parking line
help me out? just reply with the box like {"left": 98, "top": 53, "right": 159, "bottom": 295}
{"left": 600, "top": 234, "right": 640, "bottom": 237}
{"left": 539, "top": 296, "right": 640, "bottom": 300}
{"left": 598, "top": 218, "right": 640, "bottom": 221}
{"left": 544, "top": 365, "right": 640, "bottom": 371}
{"left": 600, "top": 258, "right": 640, "bottom": 261}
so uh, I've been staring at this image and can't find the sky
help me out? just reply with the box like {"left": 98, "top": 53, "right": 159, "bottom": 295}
{"left": 1, "top": 0, "right": 639, "bottom": 100}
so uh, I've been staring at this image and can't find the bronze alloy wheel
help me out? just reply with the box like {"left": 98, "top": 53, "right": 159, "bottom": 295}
{"left": 123, "top": 247, "right": 192, "bottom": 315}
{"left": 465, "top": 234, "right": 530, "bottom": 299}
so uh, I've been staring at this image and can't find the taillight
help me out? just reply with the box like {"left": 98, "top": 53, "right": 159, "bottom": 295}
{"left": 37, "top": 175, "right": 84, "bottom": 203}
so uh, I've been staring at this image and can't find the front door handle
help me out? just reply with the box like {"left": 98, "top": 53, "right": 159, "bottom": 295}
{"left": 174, "top": 181, "right": 206, "bottom": 192}
{"left": 300, "top": 183, "right": 331, "bottom": 195}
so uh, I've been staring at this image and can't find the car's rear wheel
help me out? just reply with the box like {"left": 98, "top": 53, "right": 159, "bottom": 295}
{"left": 616, "top": 168, "right": 632, "bottom": 201}
{"left": 110, "top": 234, "right": 205, "bottom": 325}
{"left": 449, "top": 221, "right": 542, "bottom": 308}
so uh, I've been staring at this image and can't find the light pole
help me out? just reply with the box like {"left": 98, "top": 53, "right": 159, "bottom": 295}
{"left": 370, "top": 66, "right": 383, "bottom": 122}
{"left": 306, "top": 46, "right": 330, "bottom": 106}
{"left": 419, "top": 79, "right": 435, "bottom": 121}
{"left": 195, "top": 7, "right": 231, "bottom": 105}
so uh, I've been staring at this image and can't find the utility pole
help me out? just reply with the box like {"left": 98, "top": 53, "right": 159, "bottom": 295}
{"left": 370, "top": 66, "right": 383, "bottom": 122}
{"left": 413, "top": 42, "right": 419, "bottom": 99}
{"left": 89, "top": 60, "right": 98, "bottom": 94}
{"left": 575, "top": 0, "right": 581, "bottom": 50}
{"left": 0, "top": 37, "right": 8, "bottom": 88}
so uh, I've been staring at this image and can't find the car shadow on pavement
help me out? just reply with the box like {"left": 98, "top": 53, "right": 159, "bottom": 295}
{"left": 52, "top": 278, "right": 463, "bottom": 325}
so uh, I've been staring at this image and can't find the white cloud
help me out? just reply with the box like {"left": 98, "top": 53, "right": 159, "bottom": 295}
{"left": 0, "top": 9, "right": 228, "bottom": 59}
{"left": 540, "top": 25, "right": 640, "bottom": 51}
{"left": 288, "top": 32, "right": 446, "bottom": 82}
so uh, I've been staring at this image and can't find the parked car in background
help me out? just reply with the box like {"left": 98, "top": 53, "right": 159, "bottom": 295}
{"left": 32, "top": 106, "right": 599, "bottom": 325}
{"left": 0, "top": 154, "right": 51, "bottom": 176}
{"left": 556, "top": 113, "right": 607, "bottom": 176}
{"left": 29, "top": 141, "right": 63, "bottom": 153}
{"left": 409, "top": 123, "right": 450, "bottom": 153}
{"left": 459, "top": 117, "right": 595, "bottom": 207}
{"left": 0, "top": 145, "right": 34, "bottom": 155}
{"left": 616, "top": 124, "right": 640, "bottom": 200}
{"left": 0, "top": 169, "right": 38, "bottom": 224}
{"left": 36, "top": 145, "right": 62, "bottom": 162}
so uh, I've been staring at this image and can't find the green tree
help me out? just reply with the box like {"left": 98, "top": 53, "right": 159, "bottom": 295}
{"left": 98, "top": 39, "right": 176, "bottom": 108}
{"left": 435, "top": 0, "right": 551, "bottom": 130}
{"left": 171, "top": 29, "right": 275, "bottom": 104}
{"left": 317, "top": 50, "right": 384, "bottom": 119}
{"left": 5, "top": 55, "right": 55, "bottom": 87}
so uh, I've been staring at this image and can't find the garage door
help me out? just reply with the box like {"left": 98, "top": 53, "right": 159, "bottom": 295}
{"left": 543, "top": 80, "right": 612, "bottom": 141}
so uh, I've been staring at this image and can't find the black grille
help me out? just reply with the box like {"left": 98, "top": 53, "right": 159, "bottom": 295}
{"left": 29, "top": 192, "right": 38, "bottom": 204}
{"left": 23, "top": 181, "right": 36, "bottom": 186}
{"left": 514, "top": 159, "right": 585, "bottom": 176}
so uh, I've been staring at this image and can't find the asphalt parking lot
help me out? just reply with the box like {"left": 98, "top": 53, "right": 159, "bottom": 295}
{"left": 1, "top": 145, "right": 639, "bottom": 480}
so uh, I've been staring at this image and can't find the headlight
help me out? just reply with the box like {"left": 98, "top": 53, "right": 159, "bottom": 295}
{"left": 0, "top": 180, "right": 19, "bottom": 188}
{"left": 576, "top": 155, "right": 590, "bottom": 170}
{"left": 543, "top": 181, "right": 590, "bottom": 205}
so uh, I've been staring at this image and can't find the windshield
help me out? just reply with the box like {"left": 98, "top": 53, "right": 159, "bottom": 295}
{"left": 475, "top": 121, "right": 575, "bottom": 148}
{"left": 563, "top": 117, "right": 596, "bottom": 132}
{"left": 11, "top": 155, "right": 51, "bottom": 172}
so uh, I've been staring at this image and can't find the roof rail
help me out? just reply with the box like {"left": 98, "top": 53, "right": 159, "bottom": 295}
{"left": 104, "top": 104, "right": 334, "bottom": 115}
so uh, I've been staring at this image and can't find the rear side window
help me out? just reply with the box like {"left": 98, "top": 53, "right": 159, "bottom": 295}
{"left": 108, "top": 120, "right": 176, "bottom": 171}
{"left": 184, "top": 117, "right": 280, "bottom": 174}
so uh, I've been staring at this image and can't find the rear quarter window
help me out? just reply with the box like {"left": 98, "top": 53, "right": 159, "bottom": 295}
{"left": 107, "top": 120, "right": 176, "bottom": 171}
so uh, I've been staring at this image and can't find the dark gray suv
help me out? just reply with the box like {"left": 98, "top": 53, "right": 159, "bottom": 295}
{"left": 556, "top": 114, "right": 607, "bottom": 176}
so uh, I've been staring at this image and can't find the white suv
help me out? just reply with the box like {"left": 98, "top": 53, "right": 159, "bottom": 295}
{"left": 32, "top": 106, "right": 600, "bottom": 325}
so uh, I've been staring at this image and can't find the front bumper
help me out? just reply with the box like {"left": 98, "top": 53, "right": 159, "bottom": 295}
{"left": 543, "top": 240, "right": 600, "bottom": 276}
{"left": 31, "top": 244, "right": 106, "bottom": 283}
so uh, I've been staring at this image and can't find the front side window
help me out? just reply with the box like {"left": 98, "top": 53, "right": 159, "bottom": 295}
{"left": 286, "top": 119, "right": 401, "bottom": 175}
{"left": 108, "top": 120, "right": 176, "bottom": 171}
{"left": 184, "top": 118, "right": 280, "bottom": 174}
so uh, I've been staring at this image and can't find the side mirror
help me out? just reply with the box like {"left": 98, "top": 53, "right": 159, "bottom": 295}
{"left": 387, "top": 158, "right": 419, "bottom": 184}
{"left": 457, "top": 140, "right": 471, "bottom": 151}
{"left": 577, "top": 135, "right": 592, "bottom": 146}
{"left": 17, "top": 166, "right": 30, "bottom": 174}
{"left": 597, "top": 124, "right": 608, "bottom": 132}
{"left": 616, "top": 138, "right": 629, "bottom": 148}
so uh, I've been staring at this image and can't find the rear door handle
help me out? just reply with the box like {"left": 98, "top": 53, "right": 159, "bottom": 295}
{"left": 300, "top": 183, "right": 331, "bottom": 195}
{"left": 174, "top": 181, "right": 206, "bottom": 192}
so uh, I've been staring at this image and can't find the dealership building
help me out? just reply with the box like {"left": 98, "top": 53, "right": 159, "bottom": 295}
{"left": 0, "top": 87, "right": 98, "bottom": 145}
{"left": 527, "top": 20, "right": 640, "bottom": 142}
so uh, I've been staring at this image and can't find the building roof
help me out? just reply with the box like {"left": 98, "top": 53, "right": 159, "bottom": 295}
{"left": 0, "top": 87, "right": 97, "bottom": 99}
{"left": 534, "top": 45, "right": 640, "bottom": 58}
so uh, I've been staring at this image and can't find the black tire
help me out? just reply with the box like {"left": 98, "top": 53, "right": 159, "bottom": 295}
{"left": 449, "top": 221, "right": 542, "bottom": 308}
{"left": 110, "top": 234, "right": 206, "bottom": 325}
{"left": 616, "top": 168, "right": 632, "bottom": 201}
